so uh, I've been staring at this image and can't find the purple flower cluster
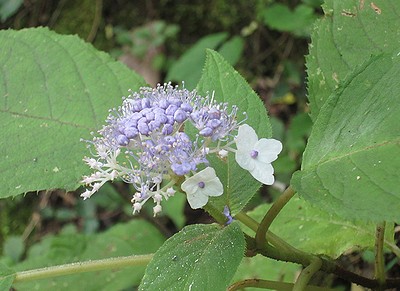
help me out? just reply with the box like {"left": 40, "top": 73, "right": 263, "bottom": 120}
{"left": 82, "top": 83, "right": 242, "bottom": 215}
{"left": 114, "top": 95, "right": 193, "bottom": 145}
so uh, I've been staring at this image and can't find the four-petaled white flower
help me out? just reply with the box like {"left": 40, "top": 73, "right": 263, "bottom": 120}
{"left": 235, "top": 124, "right": 282, "bottom": 185}
{"left": 181, "top": 167, "right": 223, "bottom": 209}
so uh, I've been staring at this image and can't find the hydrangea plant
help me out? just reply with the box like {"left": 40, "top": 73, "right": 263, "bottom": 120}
{"left": 2, "top": 1, "right": 400, "bottom": 290}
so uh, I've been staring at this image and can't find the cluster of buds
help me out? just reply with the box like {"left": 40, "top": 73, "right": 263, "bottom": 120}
{"left": 81, "top": 84, "right": 282, "bottom": 216}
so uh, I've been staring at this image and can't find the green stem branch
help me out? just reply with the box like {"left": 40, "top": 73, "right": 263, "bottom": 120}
{"left": 235, "top": 211, "right": 306, "bottom": 256}
{"left": 255, "top": 186, "right": 295, "bottom": 249}
{"left": 293, "top": 257, "right": 323, "bottom": 291}
{"left": 209, "top": 194, "right": 400, "bottom": 289}
{"left": 374, "top": 221, "right": 386, "bottom": 287}
{"left": 13, "top": 254, "right": 153, "bottom": 283}
{"left": 238, "top": 215, "right": 400, "bottom": 290}
{"left": 227, "top": 278, "right": 336, "bottom": 291}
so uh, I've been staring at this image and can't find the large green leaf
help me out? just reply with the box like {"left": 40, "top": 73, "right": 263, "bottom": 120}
{"left": 0, "top": 27, "right": 145, "bottom": 199}
{"left": 242, "top": 197, "right": 394, "bottom": 258}
{"left": 293, "top": 54, "right": 400, "bottom": 222}
{"left": 140, "top": 223, "right": 245, "bottom": 291}
{"left": 196, "top": 50, "right": 272, "bottom": 215}
{"left": 11, "top": 220, "right": 165, "bottom": 290}
{"left": 307, "top": 0, "right": 400, "bottom": 119}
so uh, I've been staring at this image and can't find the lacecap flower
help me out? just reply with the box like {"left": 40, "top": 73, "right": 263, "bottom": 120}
{"left": 81, "top": 84, "right": 282, "bottom": 216}
{"left": 181, "top": 167, "right": 223, "bottom": 209}
{"left": 81, "top": 84, "right": 240, "bottom": 215}
{"left": 235, "top": 124, "right": 282, "bottom": 185}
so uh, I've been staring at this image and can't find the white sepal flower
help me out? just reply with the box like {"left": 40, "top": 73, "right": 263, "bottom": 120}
{"left": 235, "top": 124, "right": 282, "bottom": 185}
{"left": 181, "top": 167, "right": 223, "bottom": 209}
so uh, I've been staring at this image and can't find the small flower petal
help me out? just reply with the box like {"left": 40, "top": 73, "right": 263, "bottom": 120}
{"left": 235, "top": 124, "right": 258, "bottom": 151}
{"left": 186, "top": 190, "right": 210, "bottom": 209}
{"left": 254, "top": 139, "right": 283, "bottom": 164}
{"left": 251, "top": 162, "right": 275, "bottom": 185}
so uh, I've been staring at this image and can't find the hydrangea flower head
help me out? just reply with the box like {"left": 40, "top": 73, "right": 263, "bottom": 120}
{"left": 81, "top": 84, "right": 240, "bottom": 215}
{"left": 235, "top": 124, "right": 282, "bottom": 185}
{"left": 81, "top": 83, "right": 283, "bottom": 216}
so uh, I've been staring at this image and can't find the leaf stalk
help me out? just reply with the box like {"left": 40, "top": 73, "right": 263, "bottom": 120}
{"left": 13, "top": 254, "right": 153, "bottom": 283}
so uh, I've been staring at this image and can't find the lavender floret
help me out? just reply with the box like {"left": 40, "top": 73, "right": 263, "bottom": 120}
{"left": 166, "top": 104, "right": 179, "bottom": 116}
{"left": 137, "top": 122, "right": 150, "bottom": 135}
{"left": 199, "top": 127, "right": 213, "bottom": 137}
{"left": 117, "top": 134, "right": 129, "bottom": 146}
{"left": 124, "top": 127, "right": 138, "bottom": 139}
{"left": 173, "top": 109, "right": 187, "bottom": 123}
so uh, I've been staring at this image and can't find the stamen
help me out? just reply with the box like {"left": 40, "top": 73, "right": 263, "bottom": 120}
{"left": 250, "top": 150, "right": 258, "bottom": 158}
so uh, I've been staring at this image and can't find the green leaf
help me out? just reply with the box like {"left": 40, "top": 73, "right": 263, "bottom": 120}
{"left": 162, "top": 191, "right": 186, "bottom": 229}
{"left": 286, "top": 112, "right": 313, "bottom": 155}
{"left": 0, "top": 263, "right": 15, "bottom": 290}
{"left": 166, "top": 33, "right": 228, "bottom": 89}
{"left": 242, "top": 196, "right": 394, "bottom": 258}
{"left": 307, "top": 0, "right": 400, "bottom": 119}
{"left": 262, "top": 4, "right": 316, "bottom": 36}
{"left": 0, "top": 27, "right": 146, "bottom": 199}
{"left": 232, "top": 256, "right": 300, "bottom": 289}
{"left": 166, "top": 33, "right": 244, "bottom": 90}
{"left": 217, "top": 36, "right": 244, "bottom": 66}
{"left": 140, "top": 223, "right": 245, "bottom": 291}
{"left": 12, "top": 219, "right": 165, "bottom": 290}
{"left": 0, "top": 0, "right": 23, "bottom": 22}
{"left": 196, "top": 50, "right": 272, "bottom": 215}
{"left": 292, "top": 54, "right": 400, "bottom": 222}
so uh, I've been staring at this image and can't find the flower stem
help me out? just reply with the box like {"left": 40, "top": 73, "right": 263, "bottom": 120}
{"left": 255, "top": 186, "right": 295, "bottom": 249}
{"left": 293, "top": 257, "right": 323, "bottom": 291}
{"left": 374, "top": 221, "right": 386, "bottom": 287}
{"left": 13, "top": 254, "right": 153, "bottom": 283}
{"left": 235, "top": 211, "right": 303, "bottom": 255}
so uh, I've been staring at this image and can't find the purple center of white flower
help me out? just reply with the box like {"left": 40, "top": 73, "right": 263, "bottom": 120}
{"left": 250, "top": 150, "right": 258, "bottom": 158}
{"left": 198, "top": 181, "right": 205, "bottom": 188}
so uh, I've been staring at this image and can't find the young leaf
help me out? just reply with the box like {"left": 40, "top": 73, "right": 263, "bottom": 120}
{"left": 0, "top": 27, "right": 146, "bottom": 199}
{"left": 11, "top": 220, "right": 165, "bottom": 290}
{"left": 293, "top": 54, "right": 400, "bottom": 222}
{"left": 140, "top": 223, "right": 245, "bottom": 291}
{"left": 242, "top": 197, "right": 394, "bottom": 258}
{"left": 307, "top": 0, "right": 400, "bottom": 119}
{"left": 196, "top": 50, "right": 272, "bottom": 215}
